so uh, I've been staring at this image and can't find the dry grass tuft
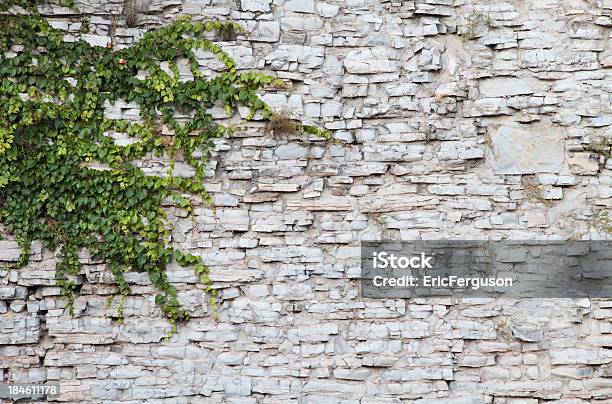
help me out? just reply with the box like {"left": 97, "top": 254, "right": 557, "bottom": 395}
{"left": 218, "top": 22, "right": 238, "bottom": 41}
{"left": 265, "top": 111, "right": 299, "bottom": 136}
{"left": 123, "top": 0, "right": 138, "bottom": 27}
{"left": 495, "top": 318, "right": 514, "bottom": 342}
{"left": 584, "top": 136, "right": 611, "bottom": 159}
{"left": 591, "top": 210, "right": 611, "bottom": 234}
{"left": 521, "top": 175, "right": 551, "bottom": 207}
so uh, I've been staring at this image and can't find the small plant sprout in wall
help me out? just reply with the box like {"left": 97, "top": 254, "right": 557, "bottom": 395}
{"left": 460, "top": 9, "right": 493, "bottom": 41}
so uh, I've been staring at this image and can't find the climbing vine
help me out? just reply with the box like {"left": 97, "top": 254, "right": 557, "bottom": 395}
{"left": 0, "top": 0, "right": 331, "bottom": 333}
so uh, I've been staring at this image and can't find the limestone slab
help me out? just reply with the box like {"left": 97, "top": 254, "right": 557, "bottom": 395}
{"left": 490, "top": 126, "right": 565, "bottom": 174}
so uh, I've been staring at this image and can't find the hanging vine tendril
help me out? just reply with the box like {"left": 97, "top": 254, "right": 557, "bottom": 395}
{"left": 0, "top": 0, "right": 332, "bottom": 334}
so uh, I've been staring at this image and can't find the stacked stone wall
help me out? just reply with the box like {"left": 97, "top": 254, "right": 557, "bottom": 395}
{"left": 1, "top": 0, "right": 611, "bottom": 402}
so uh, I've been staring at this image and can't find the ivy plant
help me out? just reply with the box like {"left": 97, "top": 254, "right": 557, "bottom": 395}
{"left": 0, "top": 0, "right": 331, "bottom": 333}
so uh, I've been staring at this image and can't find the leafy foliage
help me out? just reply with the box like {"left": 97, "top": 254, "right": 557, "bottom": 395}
{"left": 0, "top": 1, "right": 331, "bottom": 332}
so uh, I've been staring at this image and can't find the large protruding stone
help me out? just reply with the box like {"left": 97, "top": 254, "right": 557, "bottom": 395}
{"left": 490, "top": 126, "right": 565, "bottom": 174}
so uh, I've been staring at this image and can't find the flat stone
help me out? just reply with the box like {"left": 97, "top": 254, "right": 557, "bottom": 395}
{"left": 479, "top": 78, "right": 534, "bottom": 98}
{"left": 240, "top": 0, "right": 271, "bottom": 12}
{"left": 490, "top": 126, "right": 565, "bottom": 174}
{"left": 344, "top": 48, "right": 398, "bottom": 74}
{"left": 0, "top": 241, "right": 21, "bottom": 261}
{"left": 208, "top": 269, "right": 263, "bottom": 283}
{"left": 275, "top": 144, "right": 307, "bottom": 159}
{"left": 569, "top": 152, "right": 599, "bottom": 175}
{"left": 286, "top": 199, "right": 353, "bottom": 211}
{"left": 285, "top": 0, "right": 315, "bottom": 13}
{"left": 81, "top": 34, "right": 111, "bottom": 47}
{"left": 511, "top": 324, "right": 543, "bottom": 342}
{"left": 253, "top": 21, "right": 280, "bottom": 42}
{"left": 243, "top": 192, "right": 279, "bottom": 203}
{"left": 256, "top": 183, "right": 299, "bottom": 192}
{"left": 216, "top": 209, "right": 250, "bottom": 231}
{"left": 317, "top": 3, "right": 339, "bottom": 17}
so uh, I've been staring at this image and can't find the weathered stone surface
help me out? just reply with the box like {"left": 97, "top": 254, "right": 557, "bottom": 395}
{"left": 569, "top": 152, "right": 599, "bottom": 175}
{"left": 0, "top": 315, "right": 40, "bottom": 344}
{"left": 0, "top": 240, "right": 42, "bottom": 261}
{"left": 285, "top": 0, "right": 315, "bottom": 13}
{"left": 275, "top": 144, "right": 307, "bottom": 159}
{"left": 252, "top": 21, "right": 280, "bottom": 42}
{"left": 479, "top": 78, "right": 534, "bottom": 98}
{"left": 490, "top": 126, "right": 565, "bottom": 174}
{"left": 286, "top": 199, "right": 353, "bottom": 211}
{"left": 240, "top": 0, "right": 270, "bottom": 12}
{"left": 216, "top": 209, "right": 250, "bottom": 231}
{"left": 1, "top": 0, "right": 610, "bottom": 403}
{"left": 344, "top": 48, "right": 398, "bottom": 74}
{"left": 0, "top": 241, "right": 21, "bottom": 261}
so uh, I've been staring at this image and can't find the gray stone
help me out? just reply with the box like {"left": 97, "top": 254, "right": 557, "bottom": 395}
{"left": 285, "top": 0, "right": 315, "bottom": 13}
{"left": 216, "top": 209, "right": 250, "bottom": 231}
{"left": 490, "top": 126, "right": 565, "bottom": 174}
{"left": 0, "top": 315, "right": 40, "bottom": 344}
{"left": 253, "top": 21, "right": 280, "bottom": 42}
{"left": 80, "top": 34, "right": 110, "bottom": 47}
{"left": 511, "top": 324, "right": 543, "bottom": 342}
{"left": 275, "top": 144, "right": 307, "bottom": 159}
{"left": 317, "top": 3, "right": 339, "bottom": 17}
{"left": 240, "top": 0, "right": 271, "bottom": 12}
{"left": 479, "top": 78, "right": 534, "bottom": 98}
{"left": 569, "top": 152, "right": 599, "bottom": 175}
{"left": 0, "top": 241, "right": 22, "bottom": 261}
{"left": 344, "top": 48, "right": 398, "bottom": 74}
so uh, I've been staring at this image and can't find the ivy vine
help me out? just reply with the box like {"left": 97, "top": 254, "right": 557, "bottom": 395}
{"left": 0, "top": 0, "right": 331, "bottom": 333}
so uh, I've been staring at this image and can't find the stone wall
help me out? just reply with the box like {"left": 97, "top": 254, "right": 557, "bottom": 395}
{"left": 1, "top": 0, "right": 611, "bottom": 402}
